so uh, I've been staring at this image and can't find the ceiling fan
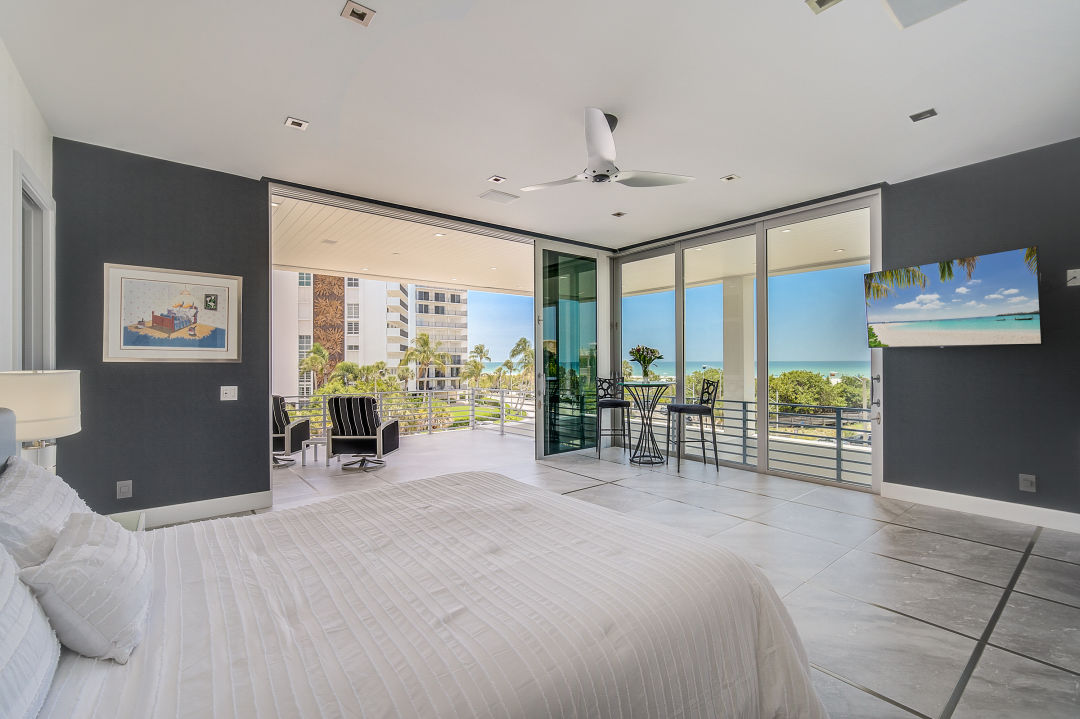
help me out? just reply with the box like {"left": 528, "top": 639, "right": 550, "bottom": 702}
{"left": 520, "top": 107, "right": 694, "bottom": 192}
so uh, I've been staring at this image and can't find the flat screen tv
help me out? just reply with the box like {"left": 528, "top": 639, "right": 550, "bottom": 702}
{"left": 865, "top": 247, "right": 1040, "bottom": 348}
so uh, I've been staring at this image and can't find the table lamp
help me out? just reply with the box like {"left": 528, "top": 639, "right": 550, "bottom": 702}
{"left": 0, "top": 370, "right": 82, "bottom": 454}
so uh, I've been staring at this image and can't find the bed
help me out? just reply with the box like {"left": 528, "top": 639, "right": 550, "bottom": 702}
{"left": 39, "top": 472, "right": 825, "bottom": 718}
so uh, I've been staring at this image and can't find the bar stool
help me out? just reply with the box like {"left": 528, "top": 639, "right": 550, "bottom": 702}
{"left": 666, "top": 378, "right": 720, "bottom": 471}
{"left": 596, "top": 376, "right": 631, "bottom": 457}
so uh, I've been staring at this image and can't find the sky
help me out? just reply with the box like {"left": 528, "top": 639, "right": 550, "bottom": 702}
{"left": 468, "top": 264, "right": 874, "bottom": 364}
{"left": 866, "top": 248, "right": 1039, "bottom": 323}
{"left": 467, "top": 291, "right": 532, "bottom": 361}
{"left": 622, "top": 265, "right": 872, "bottom": 362}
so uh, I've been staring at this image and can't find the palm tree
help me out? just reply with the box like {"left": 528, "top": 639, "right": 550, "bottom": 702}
{"left": 299, "top": 343, "right": 331, "bottom": 388}
{"left": 509, "top": 337, "right": 534, "bottom": 389}
{"left": 469, "top": 344, "right": 492, "bottom": 363}
{"left": 402, "top": 333, "right": 450, "bottom": 391}
{"left": 1024, "top": 247, "right": 1038, "bottom": 273}
{"left": 329, "top": 361, "right": 362, "bottom": 386}
{"left": 461, "top": 358, "right": 484, "bottom": 387}
{"left": 864, "top": 267, "right": 927, "bottom": 303}
{"left": 500, "top": 359, "right": 516, "bottom": 390}
{"left": 936, "top": 256, "right": 979, "bottom": 282}
{"left": 622, "top": 359, "right": 634, "bottom": 379}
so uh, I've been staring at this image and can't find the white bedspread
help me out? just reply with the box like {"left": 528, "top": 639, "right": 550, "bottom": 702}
{"left": 41, "top": 472, "right": 825, "bottom": 718}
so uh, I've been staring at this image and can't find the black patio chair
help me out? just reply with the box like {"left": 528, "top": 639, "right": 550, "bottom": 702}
{"left": 271, "top": 395, "right": 310, "bottom": 467}
{"left": 326, "top": 395, "right": 399, "bottom": 471}
{"left": 666, "top": 378, "right": 720, "bottom": 472}
{"left": 596, "top": 376, "right": 631, "bottom": 457}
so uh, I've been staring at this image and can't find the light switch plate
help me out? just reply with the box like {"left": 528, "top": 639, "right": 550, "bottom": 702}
{"left": 116, "top": 480, "right": 133, "bottom": 499}
{"left": 1019, "top": 474, "right": 1037, "bottom": 493}
{"left": 220, "top": 385, "right": 238, "bottom": 401}
{"left": 1067, "top": 269, "right": 1080, "bottom": 287}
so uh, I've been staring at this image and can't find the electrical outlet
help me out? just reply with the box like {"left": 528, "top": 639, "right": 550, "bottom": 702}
{"left": 220, "top": 385, "right": 238, "bottom": 401}
{"left": 1019, "top": 474, "right": 1037, "bottom": 493}
{"left": 1067, "top": 269, "right": 1080, "bottom": 287}
{"left": 116, "top": 480, "right": 133, "bottom": 499}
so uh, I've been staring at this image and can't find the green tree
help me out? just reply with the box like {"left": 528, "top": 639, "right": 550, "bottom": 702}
{"left": 329, "top": 361, "right": 362, "bottom": 386}
{"left": 500, "top": 359, "right": 516, "bottom": 390}
{"left": 864, "top": 267, "right": 927, "bottom": 303}
{"left": 621, "top": 359, "right": 634, "bottom": 379}
{"left": 509, "top": 337, "right": 534, "bottom": 389}
{"left": 769, "top": 370, "right": 835, "bottom": 412}
{"left": 461, "top": 358, "right": 485, "bottom": 387}
{"left": 687, "top": 367, "right": 722, "bottom": 399}
{"left": 469, "top": 344, "right": 492, "bottom": 363}
{"left": 299, "top": 343, "right": 331, "bottom": 388}
{"left": 402, "top": 333, "right": 450, "bottom": 390}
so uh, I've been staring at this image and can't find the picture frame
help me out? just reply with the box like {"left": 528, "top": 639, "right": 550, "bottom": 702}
{"left": 103, "top": 264, "right": 242, "bottom": 362}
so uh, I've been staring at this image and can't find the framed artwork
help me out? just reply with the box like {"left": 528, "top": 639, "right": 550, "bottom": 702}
{"left": 103, "top": 264, "right": 242, "bottom": 362}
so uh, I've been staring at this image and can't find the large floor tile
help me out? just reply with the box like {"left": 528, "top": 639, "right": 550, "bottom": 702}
{"left": 893, "top": 503, "right": 1035, "bottom": 551}
{"left": 1014, "top": 555, "right": 1080, "bottom": 608}
{"left": 505, "top": 471, "right": 602, "bottom": 494}
{"left": 810, "top": 669, "right": 920, "bottom": 719}
{"left": 540, "top": 457, "right": 643, "bottom": 482}
{"left": 752, "top": 565, "right": 804, "bottom": 599}
{"left": 953, "top": 646, "right": 1080, "bottom": 719}
{"left": 784, "top": 584, "right": 976, "bottom": 718}
{"left": 810, "top": 550, "right": 1003, "bottom": 637}
{"left": 991, "top": 592, "right": 1080, "bottom": 674}
{"left": 858, "top": 524, "right": 1022, "bottom": 586}
{"left": 716, "top": 471, "right": 819, "bottom": 500}
{"left": 1033, "top": 528, "right": 1080, "bottom": 565}
{"left": 564, "top": 484, "right": 665, "bottom": 513}
{"left": 658, "top": 482, "right": 787, "bottom": 519}
{"left": 625, "top": 499, "right": 743, "bottom": 537}
{"left": 614, "top": 473, "right": 716, "bottom": 498}
{"left": 753, "top": 502, "right": 885, "bottom": 547}
{"left": 794, "top": 484, "right": 911, "bottom": 522}
{"left": 710, "top": 522, "right": 850, "bottom": 581}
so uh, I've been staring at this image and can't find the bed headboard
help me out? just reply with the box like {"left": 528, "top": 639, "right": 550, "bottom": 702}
{"left": 0, "top": 407, "right": 15, "bottom": 462}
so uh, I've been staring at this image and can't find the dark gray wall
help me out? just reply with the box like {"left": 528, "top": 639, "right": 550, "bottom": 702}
{"left": 53, "top": 139, "right": 270, "bottom": 514}
{"left": 882, "top": 137, "right": 1080, "bottom": 513}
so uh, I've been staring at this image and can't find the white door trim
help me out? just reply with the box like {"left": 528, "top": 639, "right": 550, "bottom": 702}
{"left": 11, "top": 151, "right": 56, "bottom": 371}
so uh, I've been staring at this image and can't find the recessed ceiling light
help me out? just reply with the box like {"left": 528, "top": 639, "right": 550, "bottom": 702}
{"left": 805, "top": 0, "right": 845, "bottom": 14}
{"left": 340, "top": 1, "right": 375, "bottom": 26}
{"left": 284, "top": 117, "right": 309, "bottom": 131}
{"left": 321, "top": 239, "right": 338, "bottom": 245}
{"left": 909, "top": 108, "right": 938, "bottom": 123}
{"left": 434, "top": 232, "right": 446, "bottom": 237}
{"left": 489, "top": 267, "right": 497, "bottom": 270}
{"left": 780, "top": 228, "right": 792, "bottom": 233}
{"left": 478, "top": 189, "right": 520, "bottom": 204}
{"left": 720, "top": 174, "right": 740, "bottom": 182}
{"left": 611, "top": 211, "right": 626, "bottom": 218}
{"left": 271, "top": 201, "right": 281, "bottom": 207}
{"left": 451, "top": 278, "right": 457, "bottom": 281}
{"left": 486, "top": 175, "right": 507, "bottom": 184}
{"left": 834, "top": 248, "right": 845, "bottom": 253}
{"left": 360, "top": 267, "right": 369, "bottom": 271}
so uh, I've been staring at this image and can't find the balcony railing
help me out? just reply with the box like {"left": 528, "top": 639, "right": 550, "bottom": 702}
{"left": 280, "top": 389, "right": 536, "bottom": 440}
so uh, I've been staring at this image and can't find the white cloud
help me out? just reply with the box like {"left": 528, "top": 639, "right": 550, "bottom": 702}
{"left": 964, "top": 300, "right": 987, "bottom": 308}
{"left": 1007, "top": 296, "right": 1029, "bottom": 303}
{"left": 896, "top": 293, "right": 944, "bottom": 311}
{"left": 955, "top": 287, "right": 970, "bottom": 295}
{"left": 967, "top": 279, "right": 982, "bottom": 285}
{"left": 951, "top": 299, "right": 961, "bottom": 302}
{"left": 985, "top": 294, "right": 1004, "bottom": 300}
{"left": 1001, "top": 288, "right": 1019, "bottom": 295}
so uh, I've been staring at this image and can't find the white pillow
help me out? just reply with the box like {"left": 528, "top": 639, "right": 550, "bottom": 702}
{"left": 20, "top": 513, "right": 152, "bottom": 664}
{"left": 0, "top": 545, "right": 60, "bottom": 719}
{"left": 0, "top": 456, "right": 92, "bottom": 568}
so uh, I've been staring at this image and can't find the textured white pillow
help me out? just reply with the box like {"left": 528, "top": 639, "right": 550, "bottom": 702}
{"left": 0, "top": 545, "right": 60, "bottom": 719}
{"left": 0, "top": 456, "right": 92, "bottom": 568}
{"left": 20, "top": 513, "right": 152, "bottom": 664}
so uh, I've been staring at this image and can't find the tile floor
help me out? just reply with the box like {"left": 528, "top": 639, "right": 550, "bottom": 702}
{"left": 269, "top": 430, "right": 1080, "bottom": 719}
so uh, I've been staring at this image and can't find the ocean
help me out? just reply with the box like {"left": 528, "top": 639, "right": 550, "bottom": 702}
{"left": 486, "top": 359, "right": 872, "bottom": 378}
{"left": 872, "top": 314, "right": 1040, "bottom": 332}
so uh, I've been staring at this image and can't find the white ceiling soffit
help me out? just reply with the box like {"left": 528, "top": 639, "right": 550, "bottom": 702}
{"left": 271, "top": 195, "right": 534, "bottom": 295}
{"left": 3, "top": 1, "right": 1078, "bottom": 248}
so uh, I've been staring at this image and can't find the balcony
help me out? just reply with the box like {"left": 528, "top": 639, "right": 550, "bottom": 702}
{"left": 387, "top": 284, "right": 407, "bottom": 299}
{"left": 386, "top": 311, "right": 407, "bottom": 326}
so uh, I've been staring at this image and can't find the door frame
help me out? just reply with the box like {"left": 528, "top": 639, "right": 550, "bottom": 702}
{"left": 533, "top": 239, "right": 613, "bottom": 460}
{"left": 613, "top": 190, "right": 883, "bottom": 492}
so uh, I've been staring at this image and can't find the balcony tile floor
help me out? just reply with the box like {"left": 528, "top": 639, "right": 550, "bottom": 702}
{"left": 268, "top": 430, "right": 1080, "bottom": 718}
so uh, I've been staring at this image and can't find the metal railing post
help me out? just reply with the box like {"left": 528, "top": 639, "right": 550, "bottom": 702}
{"left": 469, "top": 388, "right": 476, "bottom": 430}
{"left": 835, "top": 406, "right": 843, "bottom": 483}
{"left": 741, "top": 401, "right": 748, "bottom": 465}
{"left": 499, "top": 389, "right": 506, "bottom": 435}
{"left": 321, "top": 395, "right": 327, "bottom": 440}
{"left": 427, "top": 391, "right": 434, "bottom": 434}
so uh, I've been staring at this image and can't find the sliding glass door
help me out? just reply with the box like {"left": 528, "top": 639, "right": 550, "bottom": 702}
{"left": 613, "top": 194, "right": 882, "bottom": 490}
{"left": 536, "top": 248, "right": 599, "bottom": 455}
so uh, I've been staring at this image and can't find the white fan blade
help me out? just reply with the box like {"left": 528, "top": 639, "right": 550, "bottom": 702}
{"left": 584, "top": 107, "right": 617, "bottom": 166}
{"left": 613, "top": 170, "right": 694, "bottom": 188}
{"left": 520, "top": 175, "right": 587, "bottom": 192}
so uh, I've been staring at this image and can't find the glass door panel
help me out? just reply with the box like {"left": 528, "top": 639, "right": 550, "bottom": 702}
{"left": 540, "top": 249, "right": 598, "bottom": 455}
{"left": 765, "top": 208, "right": 873, "bottom": 485}
{"left": 683, "top": 234, "right": 757, "bottom": 466}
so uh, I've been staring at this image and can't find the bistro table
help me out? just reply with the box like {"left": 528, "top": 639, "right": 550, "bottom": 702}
{"left": 622, "top": 381, "right": 673, "bottom": 465}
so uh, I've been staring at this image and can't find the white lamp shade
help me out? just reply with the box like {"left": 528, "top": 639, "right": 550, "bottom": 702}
{"left": 0, "top": 370, "right": 82, "bottom": 441}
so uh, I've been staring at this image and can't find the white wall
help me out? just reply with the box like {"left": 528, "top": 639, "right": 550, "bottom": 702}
{"left": 0, "top": 36, "right": 52, "bottom": 372}
{"left": 270, "top": 270, "right": 299, "bottom": 397}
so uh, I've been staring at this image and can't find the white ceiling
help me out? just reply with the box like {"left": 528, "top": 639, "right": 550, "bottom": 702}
{"left": 271, "top": 196, "right": 533, "bottom": 294}
{"left": 3, "top": 1, "right": 1078, "bottom": 248}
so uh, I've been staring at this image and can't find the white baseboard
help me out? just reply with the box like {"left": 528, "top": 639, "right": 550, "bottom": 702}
{"left": 881, "top": 482, "right": 1080, "bottom": 534}
{"left": 110, "top": 490, "right": 272, "bottom": 530}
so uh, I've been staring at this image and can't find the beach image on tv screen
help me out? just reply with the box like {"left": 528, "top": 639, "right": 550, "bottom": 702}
{"left": 865, "top": 247, "right": 1040, "bottom": 347}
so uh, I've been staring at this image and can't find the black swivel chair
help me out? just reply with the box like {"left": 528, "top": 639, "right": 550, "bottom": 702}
{"left": 596, "top": 376, "right": 631, "bottom": 457}
{"left": 666, "top": 378, "right": 720, "bottom": 472}
{"left": 272, "top": 395, "right": 310, "bottom": 467}
{"left": 326, "top": 395, "right": 400, "bottom": 471}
